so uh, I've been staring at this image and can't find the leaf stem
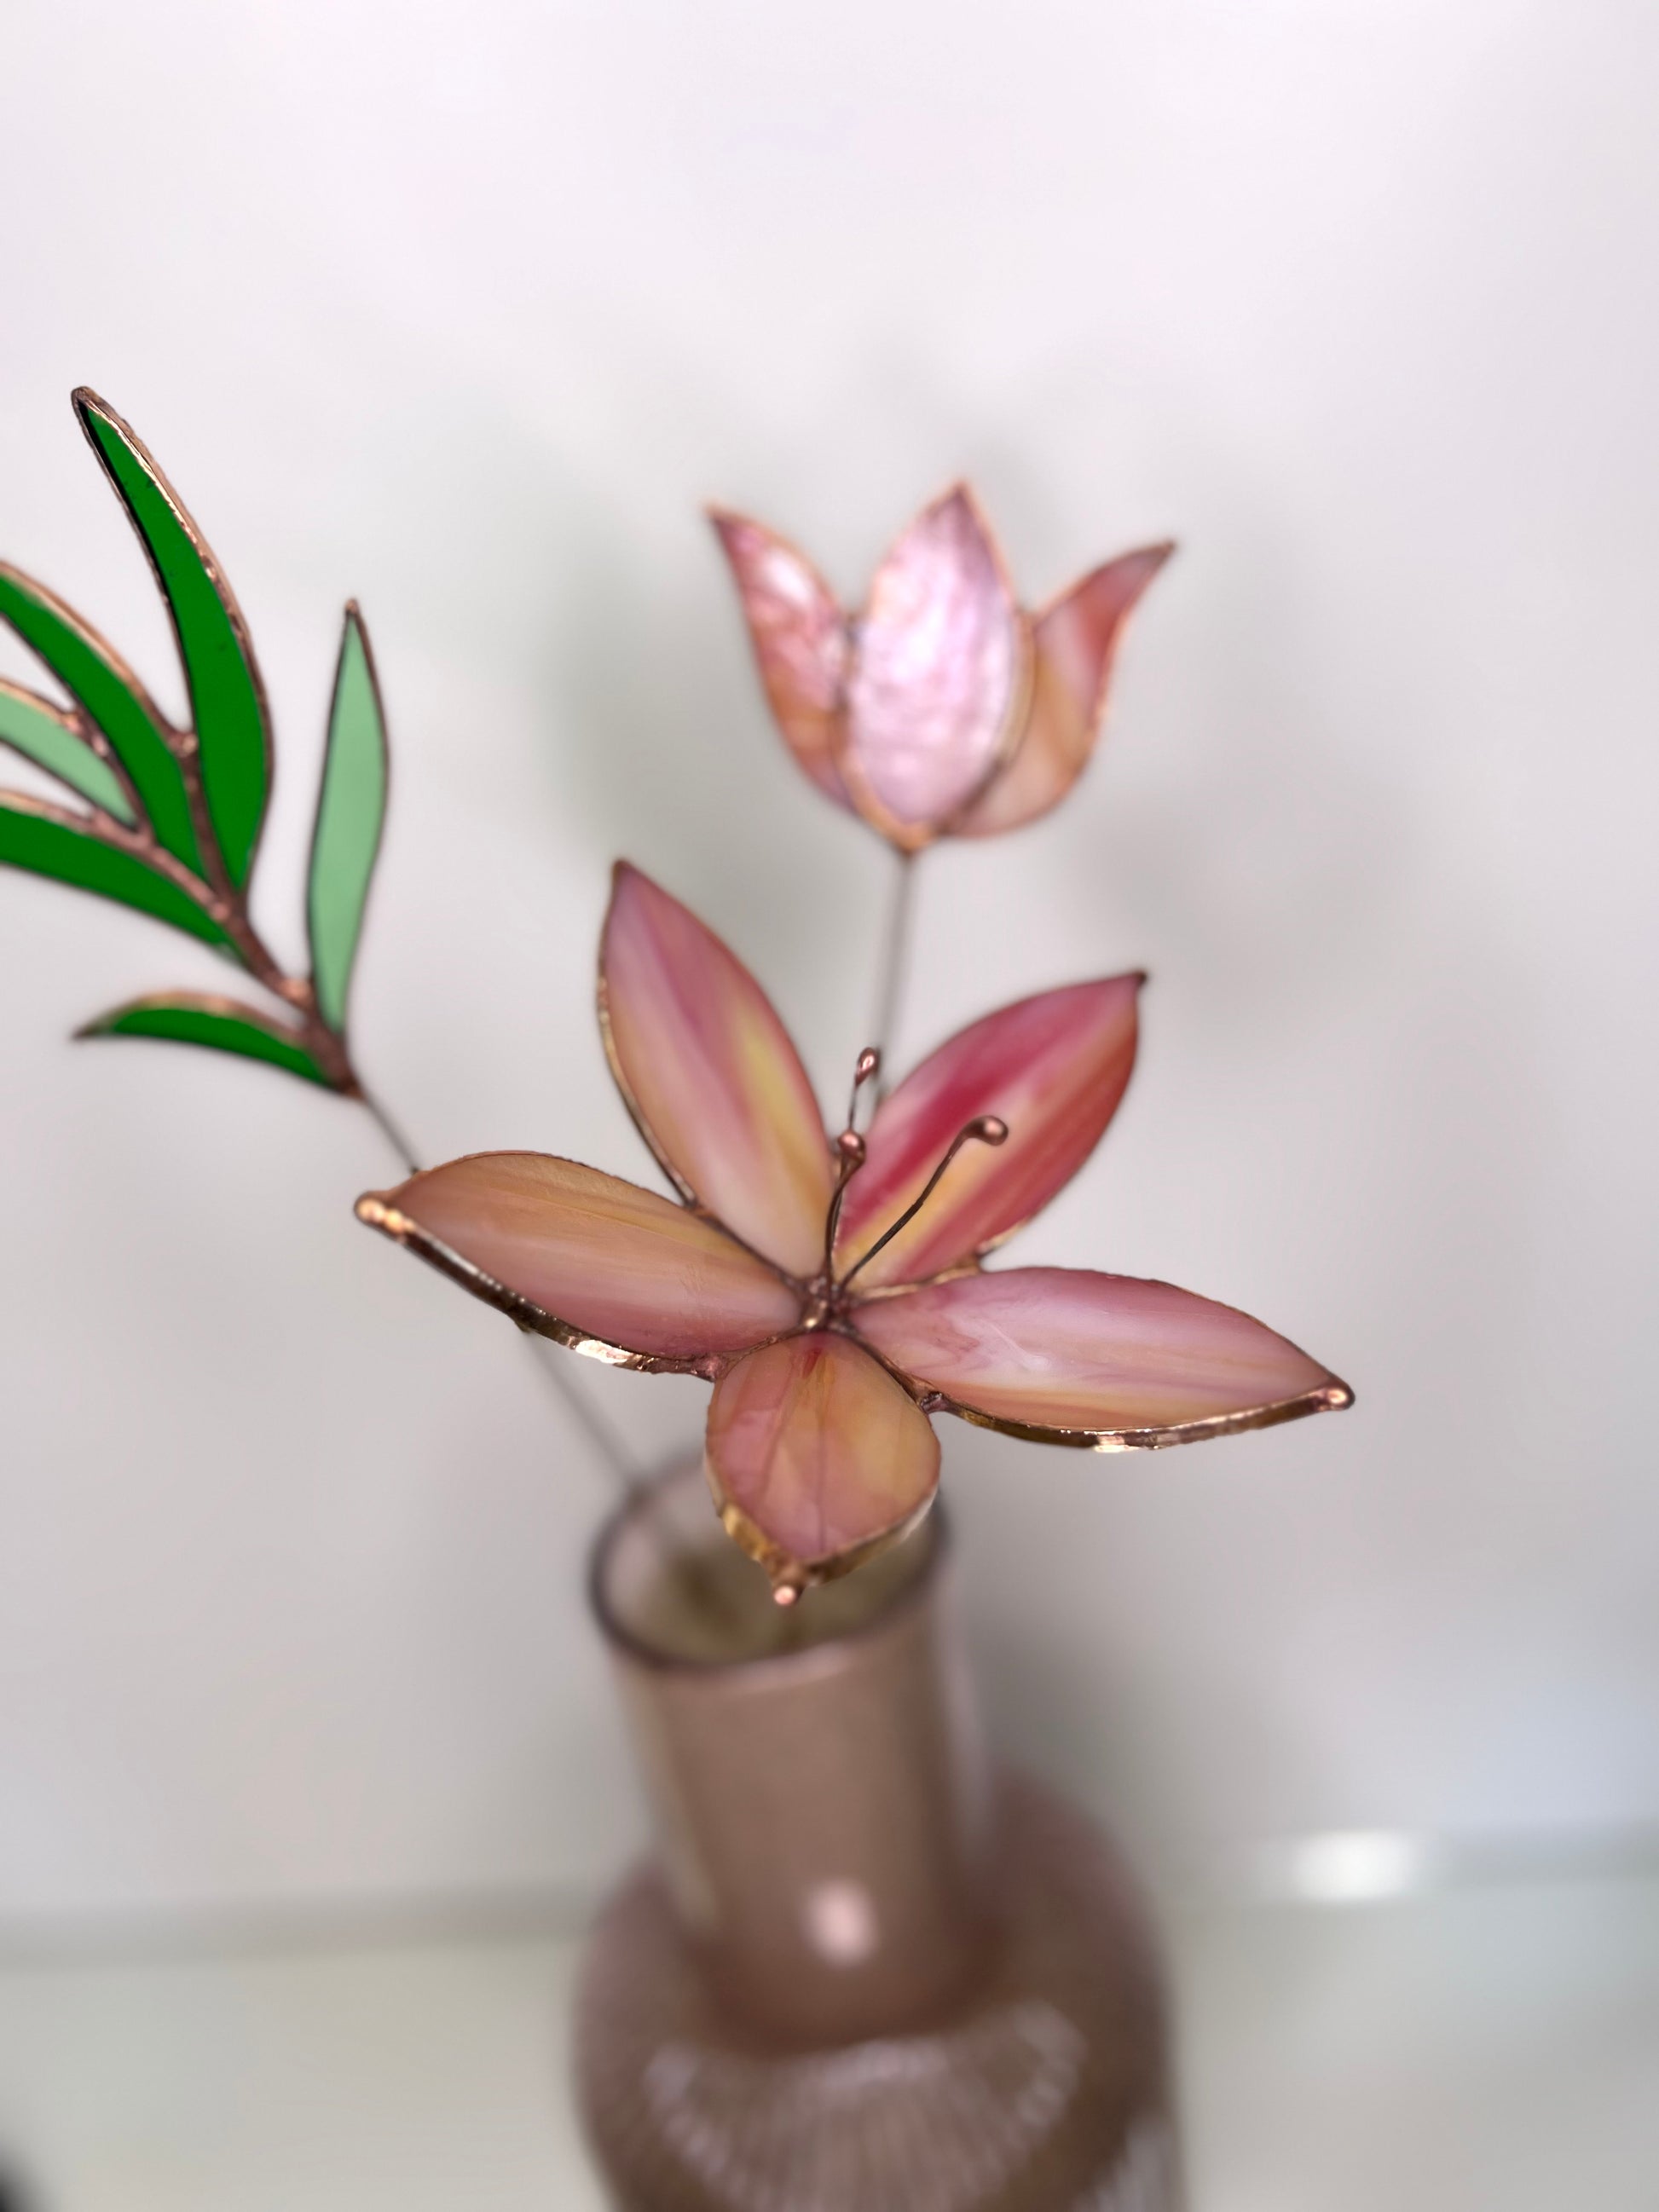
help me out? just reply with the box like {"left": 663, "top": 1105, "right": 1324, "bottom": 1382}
{"left": 59, "top": 754, "right": 684, "bottom": 1555}
{"left": 354, "top": 1085, "right": 420, "bottom": 1178}
{"left": 65, "top": 792, "right": 652, "bottom": 1505}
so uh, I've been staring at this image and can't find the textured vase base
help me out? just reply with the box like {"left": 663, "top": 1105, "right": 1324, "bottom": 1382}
{"left": 575, "top": 1776, "right": 1182, "bottom": 2212}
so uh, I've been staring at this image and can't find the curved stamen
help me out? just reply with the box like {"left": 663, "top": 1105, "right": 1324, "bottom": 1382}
{"left": 822, "top": 1127, "right": 868, "bottom": 1278}
{"left": 820, "top": 1047, "right": 883, "bottom": 1280}
{"left": 847, "top": 1046, "right": 882, "bottom": 1134}
{"left": 838, "top": 1115, "right": 1009, "bottom": 1290}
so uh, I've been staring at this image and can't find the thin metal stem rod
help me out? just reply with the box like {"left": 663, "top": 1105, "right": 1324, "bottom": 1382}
{"left": 81, "top": 690, "right": 656, "bottom": 1514}
{"left": 519, "top": 1331, "right": 645, "bottom": 1494}
{"left": 352, "top": 1085, "right": 642, "bottom": 1497}
{"left": 351, "top": 1086, "right": 732, "bottom": 1636}
{"left": 869, "top": 847, "right": 918, "bottom": 1100}
{"left": 356, "top": 1087, "right": 420, "bottom": 1178}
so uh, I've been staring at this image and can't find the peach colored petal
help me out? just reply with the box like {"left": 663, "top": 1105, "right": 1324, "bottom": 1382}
{"left": 958, "top": 545, "right": 1173, "bottom": 838}
{"left": 841, "top": 487, "right": 1024, "bottom": 847}
{"left": 601, "top": 864, "right": 835, "bottom": 1279}
{"left": 704, "top": 1331, "right": 941, "bottom": 1591}
{"left": 858, "top": 1268, "right": 1351, "bottom": 1445}
{"left": 834, "top": 976, "right": 1142, "bottom": 1290}
{"left": 709, "top": 510, "right": 853, "bottom": 809}
{"left": 356, "top": 1153, "right": 800, "bottom": 1367}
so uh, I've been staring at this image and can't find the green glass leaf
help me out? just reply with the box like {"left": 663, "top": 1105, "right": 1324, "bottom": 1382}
{"left": 0, "top": 790, "right": 228, "bottom": 947}
{"left": 73, "top": 390, "right": 271, "bottom": 888}
{"left": 307, "top": 604, "right": 389, "bottom": 1033}
{"left": 76, "top": 991, "right": 335, "bottom": 1089}
{"left": 0, "top": 562, "right": 201, "bottom": 869}
{"left": 0, "top": 678, "right": 136, "bottom": 823}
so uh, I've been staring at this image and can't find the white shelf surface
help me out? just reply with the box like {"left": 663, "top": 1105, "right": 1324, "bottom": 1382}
{"left": 1, "top": 1869, "right": 1656, "bottom": 2211}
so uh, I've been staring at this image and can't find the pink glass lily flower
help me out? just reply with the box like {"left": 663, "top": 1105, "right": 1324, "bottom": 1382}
{"left": 356, "top": 865, "right": 1350, "bottom": 1600}
{"left": 710, "top": 487, "right": 1172, "bottom": 850}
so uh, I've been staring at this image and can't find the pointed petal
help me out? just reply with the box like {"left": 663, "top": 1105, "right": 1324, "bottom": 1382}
{"left": 842, "top": 487, "right": 1024, "bottom": 846}
{"left": 858, "top": 1268, "right": 1352, "bottom": 1446}
{"left": 705, "top": 1331, "right": 941, "bottom": 1593}
{"left": 356, "top": 1153, "right": 800, "bottom": 1368}
{"left": 601, "top": 865, "right": 835, "bottom": 1279}
{"left": 710, "top": 511, "right": 853, "bottom": 809}
{"left": 835, "top": 976, "right": 1142, "bottom": 1289}
{"left": 959, "top": 545, "right": 1173, "bottom": 837}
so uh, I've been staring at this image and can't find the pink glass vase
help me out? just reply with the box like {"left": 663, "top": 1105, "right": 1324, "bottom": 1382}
{"left": 575, "top": 1463, "right": 1182, "bottom": 2210}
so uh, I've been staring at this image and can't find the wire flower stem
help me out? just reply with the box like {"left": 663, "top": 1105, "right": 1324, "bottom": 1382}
{"left": 355, "top": 1086, "right": 421, "bottom": 1180}
{"left": 870, "top": 846, "right": 917, "bottom": 1100}
{"left": 352, "top": 1094, "right": 645, "bottom": 1498}
{"left": 520, "top": 1330, "right": 647, "bottom": 1495}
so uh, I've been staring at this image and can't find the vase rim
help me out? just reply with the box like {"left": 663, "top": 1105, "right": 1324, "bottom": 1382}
{"left": 587, "top": 1458, "right": 950, "bottom": 1683}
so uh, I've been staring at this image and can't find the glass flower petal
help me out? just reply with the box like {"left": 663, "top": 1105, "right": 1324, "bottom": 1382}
{"left": 835, "top": 976, "right": 1142, "bottom": 1289}
{"left": 358, "top": 1153, "right": 800, "bottom": 1365}
{"left": 705, "top": 1331, "right": 941, "bottom": 1588}
{"left": 710, "top": 511, "right": 853, "bottom": 808}
{"left": 601, "top": 863, "right": 835, "bottom": 1279}
{"left": 858, "top": 1268, "right": 1351, "bottom": 1443}
{"left": 958, "top": 545, "right": 1173, "bottom": 838}
{"left": 842, "top": 488, "right": 1023, "bottom": 845}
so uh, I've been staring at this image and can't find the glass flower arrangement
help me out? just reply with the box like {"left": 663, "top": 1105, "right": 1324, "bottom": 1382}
{"left": 709, "top": 487, "right": 1172, "bottom": 850}
{"left": 1, "top": 394, "right": 1351, "bottom": 1604}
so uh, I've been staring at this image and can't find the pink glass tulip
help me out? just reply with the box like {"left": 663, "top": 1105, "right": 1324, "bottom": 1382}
{"left": 711, "top": 488, "right": 1172, "bottom": 850}
{"left": 357, "top": 865, "right": 1350, "bottom": 1600}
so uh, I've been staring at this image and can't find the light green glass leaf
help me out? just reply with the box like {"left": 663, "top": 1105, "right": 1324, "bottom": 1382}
{"left": 0, "top": 678, "right": 136, "bottom": 823}
{"left": 307, "top": 604, "right": 389, "bottom": 1033}
{"left": 0, "top": 562, "right": 200, "bottom": 868}
{"left": 77, "top": 991, "right": 335, "bottom": 1089}
{"left": 73, "top": 390, "right": 270, "bottom": 888}
{"left": 0, "top": 790, "right": 228, "bottom": 946}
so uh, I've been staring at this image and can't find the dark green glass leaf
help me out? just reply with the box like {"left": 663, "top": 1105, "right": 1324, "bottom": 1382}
{"left": 0, "top": 562, "right": 201, "bottom": 868}
{"left": 73, "top": 390, "right": 271, "bottom": 888}
{"left": 0, "top": 791, "right": 228, "bottom": 947}
{"left": 308, "top": 604, "right": 389, "bottom": 1033}
{"left": 0, "top": 678, "right": 136, "bottom": 823}
{"left": 77, "top": 991, "right": 335, "bottom": 1088}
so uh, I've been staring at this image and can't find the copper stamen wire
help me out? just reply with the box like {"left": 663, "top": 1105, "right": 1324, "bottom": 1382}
{"left": 821, "top": 1048, "right": 882, "bottom": 1277}
{"left": 838, "top": 1115, "right": 1009, "bottom": 1290}
{"left": 847, "top": 1045, "right": 882, "bottom": 1133}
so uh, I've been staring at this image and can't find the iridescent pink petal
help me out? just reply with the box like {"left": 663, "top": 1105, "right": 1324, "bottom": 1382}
{"left": 858, "top": 1268, "right": 1351, "bottom": 1444}
{"left": 959, "top": 545, "right": 1173, "bottom": 838}
{"left": 709, "top": 511, "right": 853, "bottom": 809}
{"left": 356, "top": 1154, "right": 801, "bottom": 1366}
{"left": 704, "top": 1331, "right": 941, "bottom": 1591}
{"left": 842, "top": 487, "right": 1024, "bottom": 846}
{"left": 601, "top": 864, "right": 834, "bottom": 1279}
{"left": 834, "top": 976, "right": 1142, "bottom": 1290}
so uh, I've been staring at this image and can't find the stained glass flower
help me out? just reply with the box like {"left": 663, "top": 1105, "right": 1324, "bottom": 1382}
{"left": 357, "top": 865, "right": 1350, "bottom": 1600}
{"left": 710, "top": 488, "right": 1172, "bottom": 850}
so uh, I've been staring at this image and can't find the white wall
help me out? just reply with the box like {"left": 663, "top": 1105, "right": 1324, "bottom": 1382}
{"left": 1, "top": 0, "right": 1655, "bottom": 1921}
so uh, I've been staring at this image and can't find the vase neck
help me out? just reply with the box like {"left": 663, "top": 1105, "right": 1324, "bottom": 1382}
{"left": 596, "top": 1471, "right": 992, "bottom": 2046}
